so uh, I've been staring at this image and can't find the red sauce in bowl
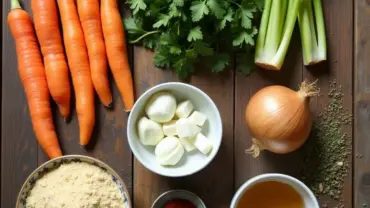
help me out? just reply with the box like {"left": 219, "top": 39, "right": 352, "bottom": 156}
{"left": 163, "top": 199, "right": 197, "bottom": 208}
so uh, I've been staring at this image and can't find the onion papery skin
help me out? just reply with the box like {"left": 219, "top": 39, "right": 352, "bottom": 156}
{"left": 245, "top": 85, "right": 313, "bottom": 155}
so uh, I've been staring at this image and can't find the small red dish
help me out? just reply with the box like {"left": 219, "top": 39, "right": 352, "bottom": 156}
{"left": 151, "top": 190, "right": 206, "bottom": 208}
{"left": 164, "top": 198, "right": 196, "bottom": 208}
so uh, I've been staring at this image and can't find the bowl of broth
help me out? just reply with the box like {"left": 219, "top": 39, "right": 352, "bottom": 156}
{"left": 230, "top": 173, "right": 319, "bottom": 208}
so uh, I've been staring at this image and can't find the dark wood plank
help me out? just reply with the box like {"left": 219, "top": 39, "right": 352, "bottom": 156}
{"left": 1, "top": 1, "right": 38, "bottom": 207}
{"left": 354, "top": 0, "right": 370, "bottom": 207}
{"left": 133, "top": 47, "right": 235, "bottom": 208}
{"left": 38, "top": 1, "right": 133, "bottom": 196}
{"left": 235, "top": 0, "right": 354, "bottom": 207}
{"left": 234, "top": 28, "right": 303, "bottom": 188}
{"left": 303, "top": 0, "right": 353, "bottom": 207}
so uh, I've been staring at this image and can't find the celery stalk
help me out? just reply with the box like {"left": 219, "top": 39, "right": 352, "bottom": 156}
{"left": 255, "top": 0, "right": 272, "bottom": 63}
{"left": 264, "top": 0, "right": 284, "bottom": 59}
{"left": 313, "top": 0, "right": 327, "bottom": 61}
{"left": 271, "top": 0, "right": 301, "bottom": 68}
{"left": 255, "top": 0, "right": 301, "bottom": 70}
{"left": 298, "top": 0, "right": 327, "bottom": 65}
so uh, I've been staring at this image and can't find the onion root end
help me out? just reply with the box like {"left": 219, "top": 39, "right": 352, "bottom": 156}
{"left": 246, "top": 138, "right": 265, "bottom": 158}
{"left": 299, "top": 79, "right": 319, "bottom": 97}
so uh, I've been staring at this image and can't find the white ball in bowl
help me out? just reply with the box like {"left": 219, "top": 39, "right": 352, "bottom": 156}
{"left": 145, "top": 92, "right": 176, "bottom": 123}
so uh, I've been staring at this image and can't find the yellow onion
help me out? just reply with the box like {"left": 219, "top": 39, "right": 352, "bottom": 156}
{"left": 245, "top": 81, "right": 318, "bottom": 157}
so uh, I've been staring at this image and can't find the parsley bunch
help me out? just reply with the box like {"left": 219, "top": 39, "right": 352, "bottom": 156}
{"left": 125, "top": 0, "right": 263, "bottom": 78}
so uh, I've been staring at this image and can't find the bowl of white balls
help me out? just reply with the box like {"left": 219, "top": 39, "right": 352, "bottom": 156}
{"left": 127, "top": 82, "right": 222, "bottom": 177}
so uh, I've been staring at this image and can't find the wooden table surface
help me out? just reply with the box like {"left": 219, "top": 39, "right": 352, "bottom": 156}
{"left": 1, "top": 0, "right": 370, "bottom": 207}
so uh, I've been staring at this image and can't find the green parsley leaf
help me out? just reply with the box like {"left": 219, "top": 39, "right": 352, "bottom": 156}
{"left": 235, "top": 1, "right": 256, "bottom": 29}
{"left": 194, "top": 41, "right": 214, "bottom": 56}
{"left": 124, "top": 17, "right": 144, "bottom": 36}
{"left": 159, "top": 33, "right": 172, "bottom": 45}
{"left": 153, "top": 14, "right": 171, "bottom": 28}
{"left": 143, "top": 35, "right": 159, "bottom": 49}
{"left": 253, "top": 0, "right": 265, "bottom": 11}
{"left": 169, "top": 3, "right": 182, "bottom": 17}
{"left": 236, "top": 53, "right": 255, "bottom": 75}
{"left": 185, "top": 49, "right": 198, "bottom": 61}
{"left": 173, "top": 57, "right": 195, "bottom": 78}
{"left": 154, "top": 49, "right": 171, "bottom": 68}
{"left": 145, "top": 3, "right": 162, "bottom": 17}
{"left": 125, "top": 0, "right": 261, "bottom": 78}
{"left": 173, "top": 0, "right": 184, "bottom": 7}
{"left": 158, "top": 33, "right": 181, "bottom": 54}
{"left": 207, "top": 0, "right": 225, "bottom": 19}
{"left": 187, "top": 26, "right": 203, "bottom": 42}
{"left": 128, "top": 0, "right": 147, "bottom": 14}
{"left": 170, "top": 46, "right": 182, "bottom": 54}
{"left": 233, "top": 28, "right": 258, "bottom": 47}
{"left": 211, "top": 54, "right": 230, "bottom": 72}
{"left": 190, "top": 1, "right": 210, "bottom": 22}
{"left": 217, "top": 8, "right": 233, "bottom": 30}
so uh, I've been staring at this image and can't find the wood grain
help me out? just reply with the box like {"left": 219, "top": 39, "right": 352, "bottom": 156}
{"left": 303, "top": 0, "right": 353, "bottom": 207}
{"left": 1, "top": 1, "right": 38, "bottom": 207}
{"left": 234, "top": 28, "right": 303, "bottom": 188}
{"left": 132, "top": 47, "right": 235, "bottom": 208}
{"left": 235, "top": 0, "right": 354, "bottom": 207}
{"left": 0, "top": 0, "right": 363, "bottom": 207}
{"left": 354, "top": 0, "right": 370, "bottom": 207}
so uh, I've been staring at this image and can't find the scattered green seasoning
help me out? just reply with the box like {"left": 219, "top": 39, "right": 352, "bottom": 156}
{"left": 124, "top": 0, "right": 263, "bottom": 78}
{"left": 300, "top": 80, "right": 352, "bottom": 205}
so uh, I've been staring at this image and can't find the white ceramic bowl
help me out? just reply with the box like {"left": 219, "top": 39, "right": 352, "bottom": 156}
{"left": 127, "top": 82, "right": 222, "bottom": 177}
{"left": 230, "top": 173, "right": 319, "bottom": 208}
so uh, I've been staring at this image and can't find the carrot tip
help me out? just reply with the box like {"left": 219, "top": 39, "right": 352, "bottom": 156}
{"left": 80, "top": 142, "right": 88, "bottom": 146}
{"left": 105, "top": 102, "right": 113, "bottom": 108}
{"left": 64, "top": 117, "right": 70, "bottom": 123}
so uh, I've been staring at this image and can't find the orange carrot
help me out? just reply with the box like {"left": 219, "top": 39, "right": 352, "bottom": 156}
{"left": 31, "top": 0, "right": 71, "bottom": 119}
{"left": 77, "top": 0, "right": 112, "bottom": 107}
{"left": 101, "top": 0, "right": 135, "bottom": 111}
{"left": 8, "top": 0, "right": 62, "bottom": 159}
{"left": 57, "top": 0, "right": 95, "bottom": 145}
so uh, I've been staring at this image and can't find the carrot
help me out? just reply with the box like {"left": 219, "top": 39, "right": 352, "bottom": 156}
{"left": 8, "top": 0, "right": 62, "bottom": 159}
{"left": 101, "top": 0, "right": 135, "bottom": 111}
{"left": 57, "top": 0, "right": 95, "bottom": 145}
{"left": 31, "top": 0, "right": 71, "bottom": 119}
{"left": 77, "top": 0, "right": 112, "bottom": 107}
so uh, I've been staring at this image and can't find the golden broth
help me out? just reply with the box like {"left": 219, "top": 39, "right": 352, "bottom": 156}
{"left": 236, "top": 181, "right": 304, "bottom": 208}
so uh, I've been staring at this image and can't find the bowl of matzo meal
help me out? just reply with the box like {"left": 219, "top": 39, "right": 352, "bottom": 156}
{"left": 16, "top": 155, "right": 131, "bottom": 208}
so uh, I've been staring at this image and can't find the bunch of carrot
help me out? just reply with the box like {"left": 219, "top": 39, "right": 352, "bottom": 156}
{"left": 7, "top": 0, "right": 134, "bottom": 158}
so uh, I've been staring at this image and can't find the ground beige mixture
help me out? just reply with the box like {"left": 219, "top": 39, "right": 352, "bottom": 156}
{"left": 26, "top": 162, "right": 125, "bottom": 208}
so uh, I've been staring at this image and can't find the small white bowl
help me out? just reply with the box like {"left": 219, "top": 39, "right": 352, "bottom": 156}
{"left": 230, "top": 174, "right": 319, "bottom": 208}
{"left": 151, "top": 190, "right": 206, "bottom": 208}
{"left": 127, "top": 82, "right": 222, "bottom": 177}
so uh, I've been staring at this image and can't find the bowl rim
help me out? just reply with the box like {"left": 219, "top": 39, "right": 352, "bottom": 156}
{"left": 230, "top": 173, "right": 319, "bottom": 208}
{"left": 16, "top": 155, "right": 132, "bottom": 208}
{"left": 127, "top": 82, "right": 223, "bottom": 177}
{"left": 151, "top": 189, "right": 207, "bottom": 208}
